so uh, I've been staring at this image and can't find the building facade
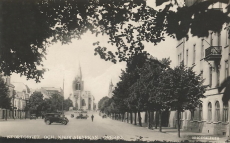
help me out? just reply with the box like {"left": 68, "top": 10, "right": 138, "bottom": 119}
{"left": 12, "top": 82, "right": 31, "bottom": 118}
{"left": 171, "top": 1, "right": 230, "bottom": 137}
{"left": 69, "top": 65, "right": 95, "bottom": 110}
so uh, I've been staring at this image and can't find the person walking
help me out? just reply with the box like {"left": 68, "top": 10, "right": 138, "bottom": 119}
{"left": 91, "top": 114, "right": 94, "bottom": 122}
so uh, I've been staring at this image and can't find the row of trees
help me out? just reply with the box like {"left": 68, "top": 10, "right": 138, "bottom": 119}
{"left": 98, "top": 53, "right": 207, "bottom": 137}
{"left": 26, "top": 91, "right": 73, "bottom": 117}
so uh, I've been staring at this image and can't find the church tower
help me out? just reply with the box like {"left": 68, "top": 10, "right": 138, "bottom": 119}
{"left": 108, "top": 80, "right": 113, "bottom": 98}
{"left": 72, "top": 64, "right": 84, "bottom": 109}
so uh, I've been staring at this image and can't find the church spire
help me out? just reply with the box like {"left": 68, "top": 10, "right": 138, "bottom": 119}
{"left": 108, "top": 79, "right": 113, "bottom": 98}
{"left": 76, "top": 63, "right": 82, "bottom": 80}
{"left": 110, "top": 79, "right": 113, "bottom": 87}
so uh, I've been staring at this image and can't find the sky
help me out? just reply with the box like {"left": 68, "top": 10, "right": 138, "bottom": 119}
{"left": 11, "top": 0, "right": 179, "bottom": 103}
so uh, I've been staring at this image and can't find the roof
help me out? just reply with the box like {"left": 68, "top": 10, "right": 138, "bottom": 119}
{"left": 12, "top": 82, "right": 30, "bottom": 93}
{"left": 41, "top": 87, "right": 62, "bottom": 92}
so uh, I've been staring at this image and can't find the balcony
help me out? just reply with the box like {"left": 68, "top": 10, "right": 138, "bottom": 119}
{"left": 205, "top": 46, "right": 222, "bottom": 61}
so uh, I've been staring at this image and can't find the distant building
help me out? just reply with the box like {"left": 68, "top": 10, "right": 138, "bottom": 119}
{"left": 108, "top": 80, "right": 114, "bottom": 98}
{"left": 12, "top": 82, "right": 31, "bottom": 111}
{"left": 69, "top": 64, "right": 95, "bottom": 110}
{"left": 38, "top": 87, "right": 63, "bottom": 99}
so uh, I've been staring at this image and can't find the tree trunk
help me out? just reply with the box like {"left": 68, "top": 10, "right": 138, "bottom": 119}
{"left": 138, "top": 111, "right": 142, "bottom": 127}
{"left": 159, "top": 110, "right": 162, "bottom": 132}
{"left": 148, "top": 111, "right": 152, "bottom": 129}
{"left": 5, "top": 110, "right": 7, "bottom": 121}
{"left": 130, "top": 112, "right": 133, "bottom": 124}
{"left": 126, "top": 112, "right": 129, "bottom": 123}
{"left": 155, "top": 111, "right": 159, "bottom": 129}
{"left": 151, "top": 111, "right": 154, "bottom": 129}
{"left": 134, "top": 112, "right": 137, "bottom": 125}
{"left": 177, "top": 110, "right": 181, "bottom": 138}
{"left": 122, "top": 113, "right": 125, "bottom": 122}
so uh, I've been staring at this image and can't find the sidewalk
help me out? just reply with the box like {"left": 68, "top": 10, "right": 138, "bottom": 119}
{"left": 109, "top": 117, "right": 229, "bottom": 142}
{"left": 160, "top": 127, "right": 229, "bottom": 142}
{"left": 0, "top": 118, "right": 31, "bottom": 122}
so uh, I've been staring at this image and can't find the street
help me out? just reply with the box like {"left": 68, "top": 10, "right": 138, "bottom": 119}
{"left": 0, "top": 111, "right": 183, "bottom": 142}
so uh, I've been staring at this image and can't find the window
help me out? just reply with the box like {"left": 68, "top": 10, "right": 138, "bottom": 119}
{"left": 215, "top": 101, "right": 220, "bottom": 121}
{"left": 218, "top": 32, "right": 221, "bottom": 46}
{"left": 186, "top": 49, "right": 188, "bottom": 65}
{"left": 209, "top": 67, "right": 212, "bottom": 87}
{"left": 191, "top": 110, "right": 194, "bottom": 120}
{"left": 82, "top": 99, "right": 85, "bottom": 106}
{"left": 226, "top": 24, "right": 229, "bottom": 45}
{"left": 208, "top": 102, "right": 212, "bottom": 121}
{"left": 223, "top": 104, "right": 228, "bottom": 122}
{"left": 180, "top": 53, "right": 182, "bottom": 63}
{"left": 216, "top": 65, "right": 220, "bottom": 87}
{"left": 178, "top": 55, "right": 180, "bottom": 65}
{"left": 201, "top": 39, "right": 204, "bottom": 59}
{"left": 225, "top": 60, "right": 229, "bottom": 78}
{"left": 199, "top": 104, "right": 203, "bottom": 121}
{"left": 210, "top": 32, "right": 213, "bottom": 46}
{"left": 75, "top": 83, "right": 81, "bottom": 90}
{"left": 200, "top": 70, "right": 203, "bottom": 80}
{"left": 193, "top": 44, "right": 196, "bottom": 64}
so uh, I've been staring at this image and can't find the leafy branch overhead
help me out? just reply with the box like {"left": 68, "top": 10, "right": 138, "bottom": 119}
{"left": 1, "top": 0, "right": 229, "bottom": 81}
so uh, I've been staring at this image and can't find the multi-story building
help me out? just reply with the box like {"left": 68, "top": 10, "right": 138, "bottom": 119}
{"left": 12, "top": 82, "right": 30, "bottom": 110}
{"left": 170, "top": 0, "right": 230, "bottom": 136}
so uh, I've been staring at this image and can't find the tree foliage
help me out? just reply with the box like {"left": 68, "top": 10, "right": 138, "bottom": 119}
{"left": 1, "top": 0, "right": 229, "bottom": 81}
{"left": 166, "top": 64, "right": 206, "bottom": 112}
{"left": 28, "top": 91, "right": 70, "bottom": 113}
{"left": 0, "top": 75, "right": 11, "bottom": 109}
{"left": 98, "top": 96, "right": 110, "bottom": 112}
{"left": 99, "top": 55, "right": 207, "bottom": 135}
{"left": 27, "top": 91, "right": 44, "bottom": 113}
{"left": 165, "top": 63, "right": 206, "bottom": 137}
{"left": 45, "top": 93, "right": 64, "bottom": 112}
{"left": 63, "top": 98, "right": 73, "bottom": 111}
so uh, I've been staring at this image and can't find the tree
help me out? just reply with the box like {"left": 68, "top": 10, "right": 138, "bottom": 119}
{"left": 95, "top": 0, "right": 230, "bottom": 63}
{"left": 28, "top": 91, "right": 44, "bottom": 115}
{"left": 166, "top": 63, "right": 207, "bottom": 137}
{"left": 63, "top": 98, "right": 73, "bottom": 111}
{"left": 138, "top": 58, "right": 171, "bottom": 131}
{"left": 0, "top": 0, "right": 148, "bottom": 81}
{"left": 0, "top": 75, "right": 11, "bottom": 109}
{"left": 1, "top": 0, "right": 229, "bottom": 81}
{"left": 128, "top": 57, "right": 171, "bottom": 130}
{"left": 98, "top": 96, "right": 110, "bottom": 112}
{"left": 45, "top": 93, "right": 64, "bottom": 112}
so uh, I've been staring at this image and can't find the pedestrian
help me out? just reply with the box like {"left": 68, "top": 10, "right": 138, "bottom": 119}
{"left": 91, "top": 114, "right": 94, "bottom": 122}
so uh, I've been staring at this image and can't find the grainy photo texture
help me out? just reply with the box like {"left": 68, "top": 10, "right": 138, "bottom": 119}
{"left": 0, "top": 0, "right": 230, "bottom": 143}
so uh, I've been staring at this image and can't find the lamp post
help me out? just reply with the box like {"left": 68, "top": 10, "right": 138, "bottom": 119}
{"left": 12, "top": 93, "right": 15, "bottom": 120}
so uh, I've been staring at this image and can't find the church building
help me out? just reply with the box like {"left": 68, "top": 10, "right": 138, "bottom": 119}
{"left": 108, "top": 80, "right": 114, "bottom": 98}
{"left": 69, "top": 65, "right": 95, "bottom": 110}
